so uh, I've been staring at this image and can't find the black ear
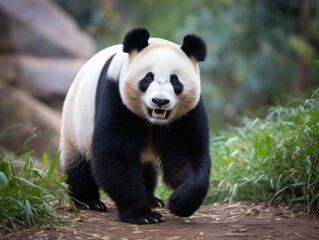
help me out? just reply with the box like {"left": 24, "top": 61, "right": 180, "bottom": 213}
{"left": 181, "top": 34, "right": 207, "bottom": 62}
{"left": 123, "top": 28, "right": 150, "bottom": 54}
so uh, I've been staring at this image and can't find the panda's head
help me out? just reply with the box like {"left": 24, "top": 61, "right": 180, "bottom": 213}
{"left": 119, "top": 28, "right": 207, "bottom": 125}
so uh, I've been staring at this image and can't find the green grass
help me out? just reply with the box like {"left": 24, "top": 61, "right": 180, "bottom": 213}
{"left": 0, "top": 148, "right": 70, "bottom": 232}
{"left": 207, "top": 89, "right": 319, "bottom": 214}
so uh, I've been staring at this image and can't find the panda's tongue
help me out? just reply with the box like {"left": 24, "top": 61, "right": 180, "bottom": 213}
{"left": 152, "top": 109, "right": 167, "bottom": 119}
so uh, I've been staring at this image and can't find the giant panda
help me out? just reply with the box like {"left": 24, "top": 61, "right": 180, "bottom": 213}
{"left": 60, "top": 28, "right": 211, "bottom": 225}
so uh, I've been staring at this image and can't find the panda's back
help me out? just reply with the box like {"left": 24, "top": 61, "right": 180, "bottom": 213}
{"left": 60, "top": 44, "right": 124, "bottom": 163}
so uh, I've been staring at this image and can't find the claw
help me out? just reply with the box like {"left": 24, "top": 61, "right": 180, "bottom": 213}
{"left": 120, "top": 210, "right": 164, "bottom": 224}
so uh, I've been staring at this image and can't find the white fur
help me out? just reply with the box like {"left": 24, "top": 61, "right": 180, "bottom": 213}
{"left": 60, "top": 45, "right": 125, "bottom": 168}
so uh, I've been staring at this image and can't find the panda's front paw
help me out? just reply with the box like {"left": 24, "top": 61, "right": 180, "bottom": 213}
{"left": 150, "top": 196, "right": 165, "bottom": 208}
{"left": 168, "top": 181, "right": 207, "bottom": 217}
{"left": 119, "top": 210, "right": 165, "bottom": 224}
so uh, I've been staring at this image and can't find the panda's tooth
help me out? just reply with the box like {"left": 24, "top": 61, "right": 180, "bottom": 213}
{"left": 163, "top": 111, "right": 167, "bottom": 118}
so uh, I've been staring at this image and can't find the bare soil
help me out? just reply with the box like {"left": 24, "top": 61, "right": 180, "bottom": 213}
{"left": 2, "top": 198, "right": 319, "bottom": 240}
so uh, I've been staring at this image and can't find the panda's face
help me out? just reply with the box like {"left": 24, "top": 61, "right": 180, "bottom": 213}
{"left": 120, "top": 40, "right": 200, "bottom": 125}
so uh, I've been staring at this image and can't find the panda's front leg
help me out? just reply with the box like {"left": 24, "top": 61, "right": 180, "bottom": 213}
{"left": 162, "top": 153, "right": 211, "bottom": 217}
{"left": 91, "top": 151, "right": 165, "bottom": 224}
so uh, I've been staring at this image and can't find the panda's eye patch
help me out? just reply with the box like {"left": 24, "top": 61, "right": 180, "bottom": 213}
{"left": 139, "top": 72, "right": 154, "bottom": 92}
{"left": 170, "top": 74, "right": 183, "bottom": 94}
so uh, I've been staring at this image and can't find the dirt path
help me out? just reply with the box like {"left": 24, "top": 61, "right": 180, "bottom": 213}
{"left": 2, "top": 200, "right": 319, "bottom": 240}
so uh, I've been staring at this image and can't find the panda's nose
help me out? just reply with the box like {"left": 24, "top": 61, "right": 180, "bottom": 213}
{"left": 152, "top": 98, "right": 170, "bottom": 107}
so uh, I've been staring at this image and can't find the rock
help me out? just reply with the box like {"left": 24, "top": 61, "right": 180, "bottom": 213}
{"left": 0, "top": 0, "right": 95, "bottom": 58}
{"left": 0, "top": 55, "right": 85, "bottom": 110}
{"left": 0, "top": 83, "right": 61, "bottom": 158}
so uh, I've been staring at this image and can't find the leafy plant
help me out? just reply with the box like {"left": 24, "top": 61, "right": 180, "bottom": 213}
{"left": 0, "top": 148, "right": 70, "bottom": 231}
{"left": 207, "top": 89, "right": 319, "bottom": 214}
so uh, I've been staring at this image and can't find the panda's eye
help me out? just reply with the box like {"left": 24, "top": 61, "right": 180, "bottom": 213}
{"left": 145, "top": 72, "right": 154, "bottom": 82}
{"left": 170, "top": 74, "right": 179, "bottom": 85}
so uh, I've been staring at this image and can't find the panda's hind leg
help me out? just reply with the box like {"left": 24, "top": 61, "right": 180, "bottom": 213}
{"left": 65, "top": 153, "right": 107, "bottom": 212}
{"left": 142, "top": 163, "right": 165, "bottom": 208}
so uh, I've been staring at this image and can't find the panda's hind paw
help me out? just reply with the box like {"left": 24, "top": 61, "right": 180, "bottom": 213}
{"left": 150, "top": 197, "right": 165, "bottom": 208}
{"left": 120, "top": 211, "right": 165, "bottom": 224}
{"left": 75, "top": 200, "right": 107, "bottom": 212}
{"left": 87, "top": 200, "right": 107, "bottom": 211}
{"left": 74, "top": 202, "right": 90, "bottom": 210}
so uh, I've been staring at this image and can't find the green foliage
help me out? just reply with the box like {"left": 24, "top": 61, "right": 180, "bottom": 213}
{"left": 207, "top": 89, "right": 319, "bottom": 214}
{"left": 289, "top": 35, "right": 316, "bottom": 63}
{"left": 155, "top": 177, "right": 172, "bottom": 201}
{"left": 0, "top": 148, "right": 70, "bottom": 231}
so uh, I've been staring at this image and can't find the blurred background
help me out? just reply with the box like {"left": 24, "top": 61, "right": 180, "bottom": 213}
{"left": 54, "top": 0, "right": 319, "bottom": 127}
{"left": 0, "top": 0, "right": 318, "bottom": 156}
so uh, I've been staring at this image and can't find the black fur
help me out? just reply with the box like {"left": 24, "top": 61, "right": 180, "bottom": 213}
{"left": 123, "top": 28, "right": 150, "bottom": 54}
{"left": 181, "top": 34, "right": 207, "bottom": 62}
{"left": 157, "top": 98, "right": 211, "bottom": 216}
{"left": 66, "top": 156, "right": 107, "bottom": 212}
{"left": 143, "top": 163, "right": 165, "bottom": 208}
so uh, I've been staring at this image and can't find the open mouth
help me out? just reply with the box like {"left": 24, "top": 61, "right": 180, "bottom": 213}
{"left": 148, "top": 108, "right": 171, "bottom": 120}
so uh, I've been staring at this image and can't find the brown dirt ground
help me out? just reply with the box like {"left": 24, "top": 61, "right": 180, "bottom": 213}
{"left": 1, "top": 198, "right": 319, "bottom": 240}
